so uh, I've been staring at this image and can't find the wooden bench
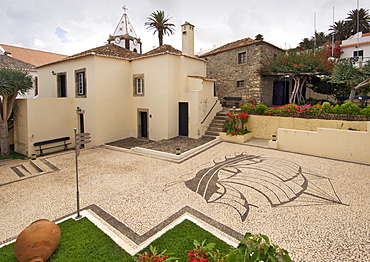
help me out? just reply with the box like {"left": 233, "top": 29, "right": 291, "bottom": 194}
{"left": 33, "top": 137, "right": 71, "bottom": 156}
{"left": 223, "top": 97, "right": 242, "bottom": 107}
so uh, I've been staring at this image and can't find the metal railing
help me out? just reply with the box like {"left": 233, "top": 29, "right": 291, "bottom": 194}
{"left": 201, "top": 100, "right": 219, "bottom": 124}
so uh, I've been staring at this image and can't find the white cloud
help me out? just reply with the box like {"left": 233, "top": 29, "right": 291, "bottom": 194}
{"left": 0, "top": 0, "right": 364, "bottom": 55}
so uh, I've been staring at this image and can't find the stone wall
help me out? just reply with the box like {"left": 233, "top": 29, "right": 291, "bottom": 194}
{"left": 203, "top": 42, "right": 284, "bottom": 105}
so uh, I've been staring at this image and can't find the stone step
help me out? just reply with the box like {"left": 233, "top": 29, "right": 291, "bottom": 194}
{"left": 32, "top": 159, "right": 55, "bottom": 173}
{"left": 209, "top": 121, "right": 224, "bottom": 127}
{"left": 207, "top": 126, "right": 223, "bottom": 132}
{"left": 21, "top": 162, "right": 42, "bottom": 175}
{"left": 21, "top": 159, "right": 54, "bottom": 175}
{"left": 205, "top": 131, "right": 221, "bottom": 136}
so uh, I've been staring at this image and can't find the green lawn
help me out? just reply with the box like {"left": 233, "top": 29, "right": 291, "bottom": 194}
{"left": 0, "top": 218, "right": 232, "bottom": 261}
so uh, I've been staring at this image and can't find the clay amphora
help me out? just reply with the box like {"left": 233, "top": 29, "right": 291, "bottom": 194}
{"left": 14, "top": 219, "right": 61, "bottom": 262}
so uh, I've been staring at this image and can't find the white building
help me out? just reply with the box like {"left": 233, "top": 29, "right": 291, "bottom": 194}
{"left": 340, "top": 32, "right": 370, "bottom": 67}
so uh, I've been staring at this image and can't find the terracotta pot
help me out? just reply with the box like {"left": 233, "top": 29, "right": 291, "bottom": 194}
{"left": 14, "top": 219, "right": 61, "bottom": 262}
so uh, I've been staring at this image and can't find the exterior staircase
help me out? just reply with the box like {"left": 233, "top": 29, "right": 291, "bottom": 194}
{"left": 204, "top": 110, "right": 228, "bottom": 137}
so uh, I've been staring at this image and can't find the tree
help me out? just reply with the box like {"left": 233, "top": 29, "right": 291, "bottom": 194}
{"left": 329, "top": 60, "right": 370, "bottom": 102}
{"left": 0, "top": 68, "right": 33, "bottom": 156}
{"left": 258, "top": 49, "right": 333, "bottom": 104}
{"left": 297, "top": 31, "right": 330, "bottom": 50}
{"left": 329, "top": 20, "right": 350, "bottom": 41}
{"left": 345, "top": 8, "right": 370, "bottom": 36}
{"left": 145, "top": 10, "right": 175, "bottom": 47}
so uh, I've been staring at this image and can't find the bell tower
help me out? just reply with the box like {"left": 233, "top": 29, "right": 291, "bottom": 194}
{"left": 108, "top": 6, "right": 142, "bottom": 54}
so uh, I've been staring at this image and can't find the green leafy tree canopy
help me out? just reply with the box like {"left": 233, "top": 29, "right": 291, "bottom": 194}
{"left": 0, "top": 68, "right": 33, "bottom": 155}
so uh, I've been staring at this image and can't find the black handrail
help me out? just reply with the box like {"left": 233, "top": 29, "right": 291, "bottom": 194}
{"left": 201, "top": 100, "right": 219, "bottom": 124}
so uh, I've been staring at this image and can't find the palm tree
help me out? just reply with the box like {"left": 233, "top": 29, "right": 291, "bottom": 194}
{"left": 329, "top": 20, "right": 350, "bottom": 41}
{"left": 145, "top": 10, "right": 175, "bottom": 46}
{"left": 0, "top": 68, "right": 33, "bottom": 155}
{"left": 345, "top": 8, "right": 370, "bottom": 36}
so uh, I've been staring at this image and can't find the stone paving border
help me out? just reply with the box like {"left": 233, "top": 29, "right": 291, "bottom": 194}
{"left": 0, "top": 203, "right": 243, "bottom": 255}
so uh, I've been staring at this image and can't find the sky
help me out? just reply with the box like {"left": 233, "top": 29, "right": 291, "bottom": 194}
{"left": 0, "top": 0, "right": 368, "bottom": 56}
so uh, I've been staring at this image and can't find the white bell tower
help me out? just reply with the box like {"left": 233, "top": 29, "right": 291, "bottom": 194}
{"left": 108, "top": 6, "right": 142, "bottom": 54}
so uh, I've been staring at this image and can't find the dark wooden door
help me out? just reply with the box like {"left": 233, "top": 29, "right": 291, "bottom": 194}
{"left": 272, "top": 81, "right": 289, "bottom": 105}
{"left": 140, "top": 111, "right": 148, "bottom": 138}
{"left": 179, "top": 102, "right": 188, "bottom": 136}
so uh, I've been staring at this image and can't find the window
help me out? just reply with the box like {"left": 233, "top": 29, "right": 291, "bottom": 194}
{"left": 353, "top": 50, "right": 364, "bottom": 58}
{"left": 34, "top": 76, "right": 38, "bottom": 97}
{"left": 57, "top": 73, "right": 67, "bottom": 97}
{"left": 133, "top": 74, "right": 144, "bottom": 96}
{"left": 238, "top": 51, "right": 247, "bottom": 64}
{"left": 236, "top": 80, "right": 245, "bottom": 88}
{"left": 75, "top": 69, "right": 86, "bottom": 97}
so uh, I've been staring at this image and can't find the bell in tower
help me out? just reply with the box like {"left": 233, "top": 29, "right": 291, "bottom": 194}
{"left": 108, "top": 6, "right": 142, "bottom": 54}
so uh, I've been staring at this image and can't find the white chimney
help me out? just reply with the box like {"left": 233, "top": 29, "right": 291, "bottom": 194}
{"left": 181, "top": 21, "right": 194, "bottom": 56}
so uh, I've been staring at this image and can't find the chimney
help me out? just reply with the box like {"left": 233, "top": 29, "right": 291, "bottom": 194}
{"left": 181, "top": 21, "right": 194, "bottom": 56}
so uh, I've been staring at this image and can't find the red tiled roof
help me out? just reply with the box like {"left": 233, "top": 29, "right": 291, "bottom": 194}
{"left": 199, "top": 38, "right": 283, "bottom": 57}
{"left": 341, "top": 41, "right": 370, "bottom": 48}
{"left": 0, "top": 55, "right": 35, "bottom": 71}
{"left": 0, "top": 44, "right": 67, "bottom": 66}
{"left": 37, "top": 43, "right": 141, "bottom": 67}
{"left": 143, "top": 44, "right": 182, "bottom": 56}
{"left": 70, "top": 43, "right": 141, "bottom": 59}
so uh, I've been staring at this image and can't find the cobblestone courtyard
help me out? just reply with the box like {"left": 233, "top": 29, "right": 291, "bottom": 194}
{"left": 0, "top": 141, "right": 369, "bottom": 261}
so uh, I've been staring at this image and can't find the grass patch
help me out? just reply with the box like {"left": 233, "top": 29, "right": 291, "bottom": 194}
{"left": 0, "top": 218, "right": 232, "bottom": 261}
{"left": 0, "top": 145, "right": 26, "bottom": 161}
{"left": 0, "top": 218, "right": 132, "bottom": 262}
{"left": 138, "top": 219, "right": 232, "bottom": 261}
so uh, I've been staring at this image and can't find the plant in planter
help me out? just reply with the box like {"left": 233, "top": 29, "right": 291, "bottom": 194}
{"left": 223, "top": 111, "right": 250, "bottom": 136}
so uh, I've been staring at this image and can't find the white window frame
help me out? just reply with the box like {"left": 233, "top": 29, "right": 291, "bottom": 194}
{"left": 133, "top": 74, "right": 144, "bottom": 96}
{"left": 75, "top": 69, "right": 86, "bottom": 97}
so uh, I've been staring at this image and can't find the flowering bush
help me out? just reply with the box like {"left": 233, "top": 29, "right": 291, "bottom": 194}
{"left": 186, "top": 240, "right": 223, "bottom": 262}
{"left": 241, "top": 101, "right": 370, "bottom": 118}
{"left": 134, "top": 246, "right": 176, "bottom": 262}
{"left": 137, "top": 235, "right": 292, "bottom": 262}
{"left": 223, "top": 111, "right": 250, "bottom": 136}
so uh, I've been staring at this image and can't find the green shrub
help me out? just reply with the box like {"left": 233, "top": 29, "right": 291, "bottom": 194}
{"left": 225, "top": 233, "right": 292, "bottom": 262}
{"left": 321, "top": 102, "right": 332, "bottom": 113}
{"left": 361, "top": 105, "right": 370, "bottom": 117}
{"left": 340, "top": 101, "right": 361, "bottom": 115}
{"left": 331, "top": 104, "right": 342, "bottom": 114}
{"left": 223, "top": 117, "right": 233, "bottom": 132}
{"left": 254, "top": 104, "right": 269, "bottom": 114}
{"left": 241, "top": 103, "right": 255, "bottom": 113}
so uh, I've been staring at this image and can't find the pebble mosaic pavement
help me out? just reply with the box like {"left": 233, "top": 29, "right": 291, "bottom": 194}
{"left": 0, "top": 140, "right": 369, "bottom": 261}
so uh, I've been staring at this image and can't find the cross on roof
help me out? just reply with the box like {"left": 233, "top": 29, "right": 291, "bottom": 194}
{"left": 122, "top": 5, "right": 128, "bottom": 14}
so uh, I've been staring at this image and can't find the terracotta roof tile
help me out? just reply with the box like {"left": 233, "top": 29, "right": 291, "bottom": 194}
{"left": 199, "top": 38, "right": 283, "bottom": 57}
{"left": 199, "top": 38, "right": 259, "bottom": 56}
{"left": 341, "top": 40, "right": 370, "bottom": 48}
{"left": 143, "top": 44, "right": 182, "bottom": 56}
{"left": 0, "top": 55, "right": 35, "bottom": 71}
{"left": 0, "top": 44, "right": 67, "bottom": 66}
{"left": 70, "top": 43, "right": 141, "bottom": 59}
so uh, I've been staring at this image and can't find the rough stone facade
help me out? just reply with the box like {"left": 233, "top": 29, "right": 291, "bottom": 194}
{"left": 200, "top": 38, "right": 284, "bottom": 106}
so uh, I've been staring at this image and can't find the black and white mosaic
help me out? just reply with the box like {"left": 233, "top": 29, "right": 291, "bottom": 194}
{"left": 185, "top": 153, "right": 346, "bottom": 221}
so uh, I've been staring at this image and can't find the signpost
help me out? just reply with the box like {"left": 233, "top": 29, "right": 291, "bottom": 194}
{"left": 74, "top": 128, "right": 91, "bottom": 218}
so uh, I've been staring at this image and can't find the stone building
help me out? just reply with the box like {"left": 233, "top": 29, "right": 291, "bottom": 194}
{"left": 200, "top": 38, "right": 285, "bottom": 106}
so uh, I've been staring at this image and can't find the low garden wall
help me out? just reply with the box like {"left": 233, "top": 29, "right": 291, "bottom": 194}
{"left": 276, "top": 122, "right": 370, "bottom": 164}
{"left": 247, "top": 115, "right": 368, "bottom": 139}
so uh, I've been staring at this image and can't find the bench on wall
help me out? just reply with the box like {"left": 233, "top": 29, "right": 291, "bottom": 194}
{"left": 33, "top": 137, "right": 71, "bottom": 156}
{"left": 222, "top": 97, "right": 242, "bottom": 107}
